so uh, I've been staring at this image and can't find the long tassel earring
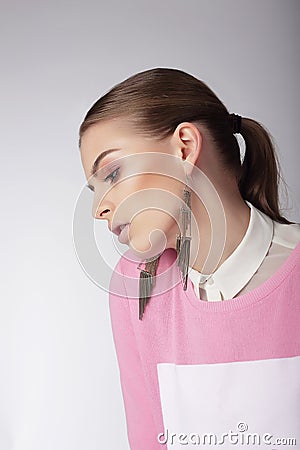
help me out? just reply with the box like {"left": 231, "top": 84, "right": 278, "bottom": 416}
{"left": 137, "top": 256, "right": 160, "bottom": 320}
{"left": 176, "top": 174, "right": 192, "bottom": 291}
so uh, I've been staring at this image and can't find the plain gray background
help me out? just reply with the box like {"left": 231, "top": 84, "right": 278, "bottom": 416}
{"left": 1, "top": 1, "right": 299, "bottom": 449}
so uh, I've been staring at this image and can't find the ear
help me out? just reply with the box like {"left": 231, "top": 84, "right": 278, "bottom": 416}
{"left": 171, "top": 122, "right": 202, "bottom": 176}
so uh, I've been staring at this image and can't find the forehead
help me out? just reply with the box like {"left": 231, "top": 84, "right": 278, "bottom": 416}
{"left": 80, "top": 119, "right": 129, "bottom": 171}
{"left": 81, "top": 118, "right": 134, "bottom": 150}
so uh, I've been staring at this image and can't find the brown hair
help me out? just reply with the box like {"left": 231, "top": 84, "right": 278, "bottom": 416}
{"left": 79, "top": 68, "right": 295, "bottom": 317}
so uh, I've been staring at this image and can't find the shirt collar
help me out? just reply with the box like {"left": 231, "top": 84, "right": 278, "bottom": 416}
{"left": 188, "top": 200, "right": 274, "bottom": 300}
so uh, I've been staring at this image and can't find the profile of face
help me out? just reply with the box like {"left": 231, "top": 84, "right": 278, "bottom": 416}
{"left": 80, "top": 118, "right": 201, "bottom": 261}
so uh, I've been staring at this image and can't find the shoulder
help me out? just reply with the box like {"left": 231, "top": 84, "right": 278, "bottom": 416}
{"left": 273, "top": 221, "right": 300, "bottom": 249}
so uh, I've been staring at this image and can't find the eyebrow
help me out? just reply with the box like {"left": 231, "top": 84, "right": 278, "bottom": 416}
{"left": 90, "top": 148, "right": 122, "bottom": 177}
{"left": 86, "top": 148, "right": 122, "bottom": 192}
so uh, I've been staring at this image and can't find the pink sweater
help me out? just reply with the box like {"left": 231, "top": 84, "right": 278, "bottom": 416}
{"left": 109, "top": 242, "right": 300, "bottom": 449}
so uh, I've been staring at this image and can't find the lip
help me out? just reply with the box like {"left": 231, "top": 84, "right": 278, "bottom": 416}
{"left": 111, "top": 222, "right": 130, "bottom": 236}
{"left": 118, "top": 223, "right": 130, "bottom": 244}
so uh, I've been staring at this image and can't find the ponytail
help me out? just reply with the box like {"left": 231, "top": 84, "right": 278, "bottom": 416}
{"left": 238, "top": 118, "right": 295, "bottom": 225}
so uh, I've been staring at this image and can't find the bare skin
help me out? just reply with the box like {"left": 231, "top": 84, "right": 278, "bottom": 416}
{"left": 80, "top": 118, "right": 250, "bottom": 274}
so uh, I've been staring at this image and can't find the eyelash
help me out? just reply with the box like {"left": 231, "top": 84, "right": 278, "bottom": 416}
{"left": 86, "top": 166, "right": 120, "bottom": 192}
{"left": 103, "top": 166, "right": 120, "bottom": 184}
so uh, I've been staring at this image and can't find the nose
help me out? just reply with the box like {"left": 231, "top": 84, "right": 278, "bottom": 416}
{"left": 93, "top": 199, "right": 114, "bottom": 220}
{"left": 95, "top": 207, "right": 110, "bottom": 220}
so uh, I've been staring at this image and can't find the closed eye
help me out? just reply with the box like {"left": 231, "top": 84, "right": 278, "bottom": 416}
{"left": 103, "top": 167, "right": 120, "bottom": 184}
{"left": 86, "top": 166, "right": 120, "bottom": 191}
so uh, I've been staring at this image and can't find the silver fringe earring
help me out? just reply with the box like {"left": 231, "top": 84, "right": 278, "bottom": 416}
{"left": 176, "top": 174, "right": 192, "bottom": 290}
{"left": 137, "top": 256, "right": 160, "bottom": 320}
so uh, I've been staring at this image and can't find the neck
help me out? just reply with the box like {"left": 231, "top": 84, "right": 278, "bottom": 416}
{"left": 168, "top": 175, "right": 251, "bottom": 275}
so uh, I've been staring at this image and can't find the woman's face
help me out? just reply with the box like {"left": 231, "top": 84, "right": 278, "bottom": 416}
{"left": 80, "top": 118, "right": 188, "bottom": 260}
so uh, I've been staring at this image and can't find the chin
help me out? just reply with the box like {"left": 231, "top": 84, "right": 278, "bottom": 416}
{"left": 128, "top": 227, "right": 168, "bottom": 260}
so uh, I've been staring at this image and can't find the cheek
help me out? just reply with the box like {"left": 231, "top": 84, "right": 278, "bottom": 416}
{"left": 117, "top": 177, "right": 181, "bottom": 221}
{"left": 114, "top": 174, "right": 183, "bottom": 255}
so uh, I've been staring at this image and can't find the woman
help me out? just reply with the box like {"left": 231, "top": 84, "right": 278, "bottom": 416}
{"left": 79, "top": 68, "right": 300, "bottom": 449}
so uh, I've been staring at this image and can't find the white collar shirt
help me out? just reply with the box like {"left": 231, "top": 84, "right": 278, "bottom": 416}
{"left": 188, "top": 200, "right": 300, "bottom": 302}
